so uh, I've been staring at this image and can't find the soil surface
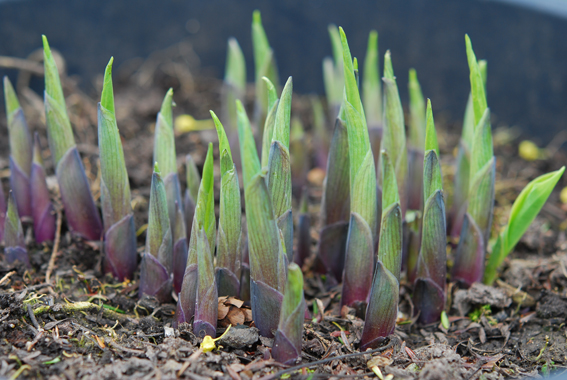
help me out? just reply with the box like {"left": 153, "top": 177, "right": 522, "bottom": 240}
{"left": 1, "top": 42, "right": 567, "bottom": 379}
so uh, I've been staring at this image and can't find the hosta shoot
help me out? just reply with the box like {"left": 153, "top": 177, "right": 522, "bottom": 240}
{"left": 272, "top": 263, "right": 305, "bottom": 364}
{"left": 452, "top": 36, "right": 495, "bottom": 287}
{"left": 361, "top": 151, "right": 402, "bottom": 349}
{"left": 153, "top": 88, "right": 187, "bottom": 292}
{"left": 338, "top": 27, "right": 378, "bottom": 307}
{"left": 176, "top": 144, "right": 215, "bottom": 326}
{"left": 212, "top": 111, "right": 242, "bottom": 297}
{"left": 42, "top": 35, "right": 102, "bottom": 241}
{"left": 317, "top": 118, "right": 350, "bottom": 282}
{"left": 139, "top": 163, "right": 173, "bottom": 303}
{"left": 412, "top": 100, "right": 447, "bottom": 324}
{"left": 98, "top": 58, "right": 137, "bottom": 280}
{"left": 4, "top": 77, "right": 32, "bottom": 219}
{"left": 194, "top": 227, "right": 218, "bottom": 337}
{"left": 380, "top": 50, "right": 408, "bottom": 215}
{"left": 484, "top": 166, "right": 564, "bottom": 285}
{"left": 237, "top": 99, "right": 287, "bottom": 337}
{"left": 450, "top": 60, "right": 487, "bottom": 237}
{"left": 267, "top": 77, "right": 294, "bottom": 260}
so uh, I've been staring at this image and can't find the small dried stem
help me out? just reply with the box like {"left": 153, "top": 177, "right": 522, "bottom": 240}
{"left": 45, "top": 208, "right": 63, "bottom": 284}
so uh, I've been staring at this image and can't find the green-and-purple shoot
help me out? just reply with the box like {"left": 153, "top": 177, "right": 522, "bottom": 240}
{"left": 267, "top": 77, "right": 294, "bottom": 261}
{"left": 295, "top": 188, "right": 311, "bottom": 268}
{"left": 4, "top": 77, "right": 32, "bottom": 220}
{"left": 452, "top": 36, "right": 495, "bottom": 287}
{"left": 184, "top": 154, "right": 200, "bottom": 246}
{"left": 483, "top": 166, "right": 564, "bottom": 285}
{"left": 380, "top": 51, "right": 408, "bottom": 216}
{"left": 407, "top": 69, "right": 426, "bottom": 212}
{"left": 317, "top": 118, "right": 350, "bottom": 283}
{"left": 175, "top": 144, "right": 215, "bottom": 326}
{"left": 272, "top": 263, "right": 305, "bottom": 364}
{"left": 449, "top": 60, "right": 487, "bottom": 237}
{"left": 31, "top": 134, "right": 56, "bottom": 244}
{"left": 361, "top": 150, "right": 402, "bottom": 349}
{"left": 339, "top": 28, "right": 378, "bottom": 307}
{"left": 153, "top": 88, "right": 187, "bottom": 291}
{"left": 139, "top": 163, "right": 173, "bottom": 303}
{"left": 194, "top": 227, "right": 218, "bottom": 337}
{"left": 237, "top": 99, "right": 287, "bottom": 337}
{"left": 98, "top": 58, "right": 137, "bottom": 280}
{"left": 42, "top": 35, "right": 102, "bottom": 241}
{"left": 4, "top": 191, "right": 29, "bottom": 267}
{"left": 212, "top": 111, "right": 242, "bottom": 297}
{"left": 412, "top": 100, "right": 447, "bottom": 324}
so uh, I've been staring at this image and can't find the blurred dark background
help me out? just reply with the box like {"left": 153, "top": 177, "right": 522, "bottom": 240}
{"left": 0, "top": 0, "right": 566, "bottom": 144}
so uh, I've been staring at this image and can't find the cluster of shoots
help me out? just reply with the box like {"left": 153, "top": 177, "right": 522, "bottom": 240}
{"left": 1, "top": 11, "right": 564, "bottom": 362}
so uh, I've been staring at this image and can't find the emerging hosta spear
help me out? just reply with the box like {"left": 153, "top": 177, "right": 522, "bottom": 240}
{"left": 360, "top": 151, "right": 402, "bottom": 349}
{"left": 452, "top": 36, "right": 495, "bottom": 287}
{"left": 31, "top": 133, "right": 56, "bottom": 243}
{"left": 338, "top": 28, "right": 378, "bottom": 307}
{"left": 380, "top": 50, "right": 408, "bottom": 215}
{"left": 139, "top": 163, "right": 173, "bottom": 303}
{"left": 153, "top": 89, "right": 187, "bottom": 291}
{"left": 267, "top": 77, "right": 294, "bottom": 261}
{"left": 4, "top": 191, "right": 30, "bottom": 267}
{"left": 212, "top": 111, "right": 242, "bottom": 297}
{"left": 317, "top": 118, "right": 350, "bottom": 282}
{"left": 42, "top": 35, "right": 102, "bottom": 241}
{"left": 413, "top": 100, "right": 447, "bottom": 325}
{"left": 175, "top": 144, "right": 216, "bottom": 326}
{"left": 272, "top": 263, "right": 306, "bottom": 364}
{"left": 237, "top": 100, "right": 287, "bottom": 337}
{"left": 4, "top": 77, "right": 32, "bottom": 219}
{"left": 98, "top": 58, "right": 137, "bottom": 280}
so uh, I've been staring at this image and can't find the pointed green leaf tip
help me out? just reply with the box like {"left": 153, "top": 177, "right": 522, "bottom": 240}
{"left": 3, "top": 76, "right": 21, "bottom": 124}
{"left": 424, "top": 99, "right": 439, "bottom": 156}
{"left": 154, "top": 161, "right": 160, "bottom": 174}
{"left": 465, "top": 35, "right": 488, "bottom": 126}
{"left": 338, "top": 27, "right": 364, "bottom": 117}
{"left": 160, "top": 88, "right": 174, "bottom": 127}
{"left": 101, "top": 57, "right": 115, "bottom": 114}
{"left": 211, "top": 110, "right": 232, "bottom": 160}
{"left": 42, "top": 34, "right": 76, "bottom": 164}
{"left": 42, "top": 35, "right": 65, "bottom": 106}
{"left": 273, "top": 76, "right": 293, "bottom": 149}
